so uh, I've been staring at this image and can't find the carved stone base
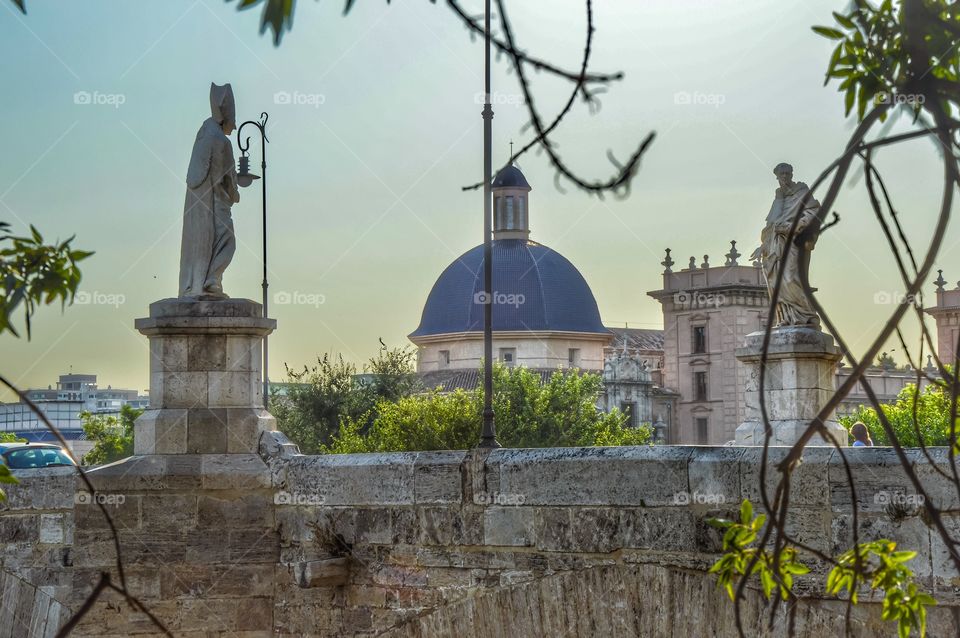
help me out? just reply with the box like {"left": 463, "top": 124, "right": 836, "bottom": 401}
{"left": 133, "top": 298, "right": 277, "bottom": 454}
{"left": 734, "top": 327, "right": 847, "bottom": 447}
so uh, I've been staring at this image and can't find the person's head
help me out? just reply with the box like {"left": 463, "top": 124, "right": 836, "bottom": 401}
{"left": 851, "top": 421, "right": 871, "bottom": 444}
{"left": 773, "top": 162, "right": 794, "bottom": 189}
{"left": 210, "top": 83, "right": 236, "bottom": 135}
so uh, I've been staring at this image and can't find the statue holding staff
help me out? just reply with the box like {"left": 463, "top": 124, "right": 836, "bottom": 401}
{"left": 178, "top": 83, "right": 240, "bottom": 298}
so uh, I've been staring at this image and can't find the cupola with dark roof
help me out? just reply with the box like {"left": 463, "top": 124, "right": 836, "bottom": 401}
{"left": 492, "top": 164, "right": 531, "bottom": 240}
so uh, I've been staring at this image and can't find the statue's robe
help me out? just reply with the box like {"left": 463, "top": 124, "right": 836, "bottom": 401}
{"left": 178, "top": 117, "right": 240, "bottom": 298}
{"left": 759, "top": 182, "right": 820, "bottom": 327}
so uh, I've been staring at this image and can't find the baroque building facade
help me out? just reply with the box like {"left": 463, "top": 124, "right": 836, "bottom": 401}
{"left": 408, "top": 165, "right": 955, "bottom": 444}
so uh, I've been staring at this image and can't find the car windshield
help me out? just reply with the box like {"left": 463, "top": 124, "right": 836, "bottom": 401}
{"left": 4, "top": 447, "right": 75, "bottom": 469}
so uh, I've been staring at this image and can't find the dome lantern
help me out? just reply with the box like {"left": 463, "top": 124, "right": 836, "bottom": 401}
{"left": 492, "top": 164, "right": 532, "bottom": 240}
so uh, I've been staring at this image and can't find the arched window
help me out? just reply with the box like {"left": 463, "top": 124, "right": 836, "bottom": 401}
{"left": 518, "top": 196, "right": 526, "bottom": 230}
{"left": 506, "top": 197, "right": 514, "bottom": 229}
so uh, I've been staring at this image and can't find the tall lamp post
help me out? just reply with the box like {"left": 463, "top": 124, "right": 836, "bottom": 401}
{"left": 236, "top": 112, "right": 270, "bottom": 408}
{"left": 478, "top": 0, "right": 500, "bottom": 448}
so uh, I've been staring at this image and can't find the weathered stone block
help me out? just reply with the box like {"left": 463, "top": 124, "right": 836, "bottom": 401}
{"left": 161, "top": 371, "right": 208, "bottom": 409}
{"left": 187, "top": 407, "right": 228, "bottom": 454}
{"left": 226, "top": 408, "right": 274, "bottom": 454}
{"left": 413, "top": 452, "right": 465, "bottom": 504}
{"left": 187, "top": 334, "right": 226, "bottom": 371}
{"left": 740, "top": 446, "right": 833, "bottom": 508}
{"left": 197, "top": 492, "right": 274, "bottom": 529}
{"left": 492, "top": 447, "right": 693, "bottom": 507}
{"left": 140, "top": 494, "right": 197, "bottom": 530}
{"left": 687, "top": 447, "right": 743, "bottom": 506}
{"left": 226, "top": 335, "right": 257, "bottom": 372}
{"left": 300, "top": 557, "right": 350, "bottom": 588}
{"left": 208, "top": 371, "right": 251, "bottom": 407}
{"left": 283, "top": 454, "right": 417, "bottom": 506}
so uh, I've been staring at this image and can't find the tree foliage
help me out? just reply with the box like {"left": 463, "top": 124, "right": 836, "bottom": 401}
{"left": 326, "top": 363, "right": 649, "bottom": 453}
{"left": 1, "top": 221, "right": 91, "bottom": 338}
{"left": 270, "top": 346, "right": 422, "bottom": 454}
{"left": 815, "top": 0, "right": 960, "bottom": 121}
{"left": 81, "top": 404, "right": 143, "bottom": 466}
{"left": 710, "top": 500, "right": 935, "bottom": 638}
{"left": 839, "top": 377, "right": 959, "bottom": 447}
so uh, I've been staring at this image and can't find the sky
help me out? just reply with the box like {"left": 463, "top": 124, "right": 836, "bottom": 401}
{"left": 0, "top": 0, "right": 952, "bottom": 399}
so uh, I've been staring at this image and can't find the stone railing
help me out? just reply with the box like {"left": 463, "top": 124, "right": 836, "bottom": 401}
{"left": 0, "top": 467, "right": 75, "bottom": 637}
{"left": 2, "top": 445, "right": 960, "bottom": 636}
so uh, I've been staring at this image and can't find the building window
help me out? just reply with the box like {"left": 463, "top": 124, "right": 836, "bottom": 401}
{"left": 692, "top": 325, "right": 707, "bottom": 354}
{"left": 518, "top": 196, "right": 526, "bottom": 229}
{"left": 696, "top": 417, "right": 709, "bottom": 444}
{"left": 496, "top": 196, "right": 503, "bottom": 229}
{"left": 568, "top": 348, "right": 581, "bottom": 367}
{"left": 621, "top": 401, "right": 637, "bottom": 427}
{"left": 506, "top": 197, "right": 515, "bottom": 229}
{"left": 499, "top": 347, "right": 516, "bottom": 366}
{"left": 694, "top": 371, "right": 708, "bottom": 401}
{"left": 438, "top": 350, "right": 450, "bottom": 368}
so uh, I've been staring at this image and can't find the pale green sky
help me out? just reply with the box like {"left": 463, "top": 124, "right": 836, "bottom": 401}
{"left": 0, "top": 0, "right": 951, "bottom": 399}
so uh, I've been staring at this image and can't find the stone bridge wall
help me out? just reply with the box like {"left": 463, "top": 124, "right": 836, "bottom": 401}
{"left": 2, "top": 445, "right": 960, "bottom": 636}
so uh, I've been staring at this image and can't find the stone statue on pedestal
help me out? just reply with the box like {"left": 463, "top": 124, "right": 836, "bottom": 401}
{"left": 750, "top": 163, "right": 821, "bottom": 327}
{"left": 734, "top": 163, "right": 846, "bottom": 447}
{"left": 178, "top": 83, "right": 240, "bottom": 299}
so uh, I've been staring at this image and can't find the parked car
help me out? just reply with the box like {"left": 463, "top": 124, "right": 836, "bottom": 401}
{"left": 0, "top": 443, "right": 76, "bottom": 469}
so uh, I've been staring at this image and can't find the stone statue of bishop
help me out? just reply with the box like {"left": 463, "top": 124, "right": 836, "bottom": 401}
{"left": 178, "top": 83, "right": 240, "bottom": 299}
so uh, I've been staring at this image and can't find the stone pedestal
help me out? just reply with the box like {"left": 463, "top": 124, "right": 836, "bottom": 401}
{"left": 133, "top": 297, "right": 277, "bottom": 454}
{"left": 734, "top": 327, "right": 847, "bottom": 446}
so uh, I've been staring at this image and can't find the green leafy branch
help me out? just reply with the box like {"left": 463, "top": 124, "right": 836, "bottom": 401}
{"left": 0, "top": 221, "right": 92, "bottom": 339}
{"left": 708, "top": 499, "right": 810, "bottom": 602}
{"left": 710, "top": 500, "right": 936, "bottom": 638}
{"left": 814, "top": 0, "right": 960, "bottom": 121}
{"left": 828, "top": 540, "right": 936, "bottom": 638}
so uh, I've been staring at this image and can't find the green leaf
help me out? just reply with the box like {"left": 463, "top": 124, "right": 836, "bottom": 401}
{"left": 845, "top": 85, "right": 856, "bottom": 115}
{"left": 740, "top": 499, "right": 753, "bottom": 525}
{"left": 813, "top": 26, "right": 846, "bottom": 40}
{"left": 833, "top": 11, "right": 856, "bottom": 30}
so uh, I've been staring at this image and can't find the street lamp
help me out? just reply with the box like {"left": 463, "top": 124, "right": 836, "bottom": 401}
{"left": 236, "top": 112, "right": 270, "bottom": 408}
{"left": 478, "top": 0, "right": 500, "bottom": 449}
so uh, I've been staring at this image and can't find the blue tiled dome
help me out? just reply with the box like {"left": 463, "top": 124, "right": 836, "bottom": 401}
{"left": 410, "top": 239, "right": 608, "bottom": 337}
